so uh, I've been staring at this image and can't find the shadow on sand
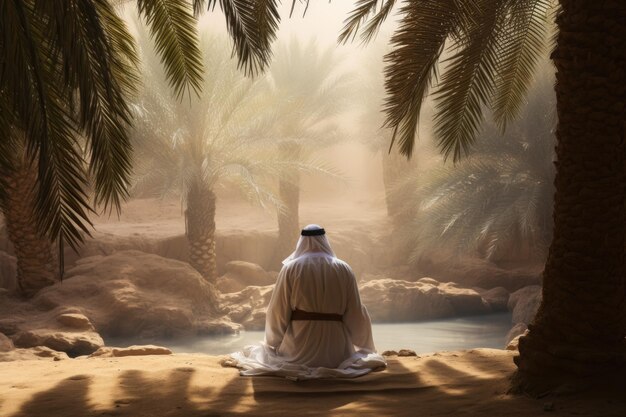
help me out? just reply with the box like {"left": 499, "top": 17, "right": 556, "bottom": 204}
{"left": 9, "top": 353, "right": 626, "bottom": 416}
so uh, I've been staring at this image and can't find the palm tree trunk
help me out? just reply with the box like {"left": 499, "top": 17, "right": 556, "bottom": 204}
{"left": 186, "top": 180, "right": 217, "bottom": 283}
{"left": 514, "top": 0, "right": 626, "bottom": 387}
{"left": 275, "top": 141, "right": 301, "bottom": 266}
{"left": 382, "top": 149, "right": 413, "bottom": 222}
{"left": 3, "top": 154, "right": 58, "bottom": 297}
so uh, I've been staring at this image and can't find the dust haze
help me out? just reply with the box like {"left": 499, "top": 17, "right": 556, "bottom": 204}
{"left": 1, "top": 2, "right": 554, "bottom": 355}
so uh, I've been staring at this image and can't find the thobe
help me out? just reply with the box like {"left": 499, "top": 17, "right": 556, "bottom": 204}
{"left": 227, "top": 226, "right": 386, "bottom": 380}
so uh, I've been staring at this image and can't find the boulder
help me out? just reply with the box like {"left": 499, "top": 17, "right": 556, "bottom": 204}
{"left": 225, "top": 261, "right": 275, "bottom": 286}
{"left": 0, "top": 319, "right": 20, "bottom": 336}
{"left": 506, "top": 329, "right": 529, "bottom": 351}
{"left": 474, "top": 287, "right": 510, "bottom": 312}
{"left": 221, "top": 285, "right": 274, "bottom": 330}
{"left": 217, "top": 261, "right": 275, "bottom": 293}
{"left": 90, "top": 345, "right": 172, "bottom": 358}
{"left": 56, "top": 313, "right": 94, "bottom": 331}
{"left": 382, "top": 349, "right": 418, "bottom": 357}
{"left": 508, "top": 285, "right": 542, "bottom": 325}
{"left": 0, "top": 332, "right": 14, "bottom": 352}
{"left": 417, "top": 256, "right": 542, "bottom": 292}
{"left": 13, "top": 329, "right": 103, "bottom": 357}
{"left": 505, "top": 323, "right": 528, "bottom": 345}
{"left": 0, "top": 346, "right": 69, "bottom": 362}
{"left": 359, "top": 278, "right": 490, "bottom": 322}
{"left": 33, "top": 251, "right": 238, "bottom": 339}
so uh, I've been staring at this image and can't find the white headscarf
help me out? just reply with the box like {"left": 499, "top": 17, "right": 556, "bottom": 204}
{"left": 282, "top": 224, "right": 336, "bottom": 265}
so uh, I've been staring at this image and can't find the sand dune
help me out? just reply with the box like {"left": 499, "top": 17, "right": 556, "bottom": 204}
{"left": 1, "top": 349, "right": 624, "bottom": 417}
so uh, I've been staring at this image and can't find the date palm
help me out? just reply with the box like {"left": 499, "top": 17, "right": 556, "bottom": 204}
{"left": 132, "top": 34, "right": 295, "bottom": 282}
{"left": 393, "top": 77, "right": 556, "bottom": 266}
{"left": 0, "top": 0, "right": 206, "bottom": 296}
{"left": 0, "top": 0, "right": 284, "bottom": 296}
{"left": 337, "top": 0, "right": 626, "bottom": 387}
{"left": 264, "top": 39, "right": 348, "bottom": 264}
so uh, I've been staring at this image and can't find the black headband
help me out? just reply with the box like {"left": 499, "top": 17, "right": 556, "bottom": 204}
{"left": 301, "top": 228, "right": 325, "bottom": 236}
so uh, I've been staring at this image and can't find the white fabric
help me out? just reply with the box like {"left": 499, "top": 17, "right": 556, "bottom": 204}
{"left": 282, "top": 224, "right": 336, "bottom": 265}
{"left": 228, "top": 225, "right": 386, "bottom": 380}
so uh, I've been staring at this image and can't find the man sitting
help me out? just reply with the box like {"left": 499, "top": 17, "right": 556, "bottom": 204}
{"left": 228, "top": 224, "right": 385, "bottom": 380}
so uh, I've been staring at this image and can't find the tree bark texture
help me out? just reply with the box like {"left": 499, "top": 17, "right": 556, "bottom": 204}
{"left": 515, "top": 0, "right": 626, "bottom": 384}
{"left": 3, "top": 154, "right": 58, "bottom": 297}
{"left": 274, "top": 141, "right": 301, "bottom": 267}
{"left": 186, "top": 180, "right": 217, "bottom": 283}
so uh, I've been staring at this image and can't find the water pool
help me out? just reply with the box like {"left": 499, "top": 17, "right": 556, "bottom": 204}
{"left": 146, "top": 313, "right": 513, "bottom": 355}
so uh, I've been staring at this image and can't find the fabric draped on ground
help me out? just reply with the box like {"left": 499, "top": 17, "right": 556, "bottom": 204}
{"left": 225, "top": 343, "right": 386, "bottom": 380}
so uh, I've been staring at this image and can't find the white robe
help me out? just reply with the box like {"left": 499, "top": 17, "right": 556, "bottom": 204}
{"left": 228, "top": 252, "right": 386, "bottom": 380}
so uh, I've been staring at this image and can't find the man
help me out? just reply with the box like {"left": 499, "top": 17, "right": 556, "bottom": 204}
{"left": 228, "top": 224, "right": 386, "bottom": 379}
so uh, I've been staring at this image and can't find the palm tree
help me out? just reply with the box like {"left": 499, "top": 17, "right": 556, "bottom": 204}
{"left": 0, "top": 0, "right": 207, "bottom": 296}
{"left": 263, "top": 39, "right": 348, "bottom": 264}
{"left": 355, "top": 43, "right": 418, "bottom": 220}
{"left": 393, "top": 77, "right": 556, "bottom": 266}
{"left": 131, "top": 34, "right": 294, "bottom": 283}
{"left": 335, "top": 0, "right": 626, "bottom": 387}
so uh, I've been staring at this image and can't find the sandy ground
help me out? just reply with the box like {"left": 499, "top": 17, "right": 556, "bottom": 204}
{"left": 1, "top": 349, "right": 624, "bottom": 417}
{"left": 92, "top": 196, "right": 389, "bottom": 238}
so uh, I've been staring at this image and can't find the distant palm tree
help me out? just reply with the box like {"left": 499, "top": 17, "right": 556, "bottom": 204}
{"left": 394, "top": 78, "right": 556, "bottom": 265}
{"left": 264, "top": 39, "right": 348, "bottom": 263}
{"left": 131, "top": 35, "right": 288, "bottom": 282}
{"left": 355, "top": 43, "right": 417, "bottom": 220}
{"left": 0, "top": 0, "right": 205, "bottom": 296}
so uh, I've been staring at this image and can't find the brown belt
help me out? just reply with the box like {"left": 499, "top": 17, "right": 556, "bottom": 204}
{"left": 291, "top": 308, "right": 343, "bottom": 322}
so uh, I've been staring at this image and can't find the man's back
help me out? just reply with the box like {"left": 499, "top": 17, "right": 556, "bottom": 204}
{"left": 227, "top": 224, "right": 385, "bottom": 379}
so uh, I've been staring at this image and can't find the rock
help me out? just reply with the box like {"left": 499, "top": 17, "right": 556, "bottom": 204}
{"left": 0, "top": 332, "right": 14, "bottom": 352}
{"left": 90, "top": 345, "right": 172, "bottom": 358}
{"left": 0, "top": 346, "right": 69, "bottom": 362}
{"left": 474, "top": 287, "right": 510, "bottom": 312}
{"left": 217, "top": 261, "right": 275, "bottom": 293}
{"left": 359, "top": 278, "right": 490, "bottom": 322}
{"left": 221, "top": 285, "right": 274, "bottom": 330}
{"left": 225, "top": 261, "right": 275, "bottom": 285}
{"left": 196, "top": 318, "right": 243, "bottom": 335}
{"left": 417, "top": 277, "right": 439, "bottom": 286}
{"left": 0, "top": 251, "right": 17, "bottom": 292}
{"left": 417, "top": 256, "right": 542, "bottom": 292}
{"left": 13, "top": 329, "right": 104, "bottom": 357}
{"left": 216, "top": 276, "right": 244, "bottom": 294}
{"left": 438, "top": 282, "right": 491, "bottom": 316}
{"left": 32, "top": 251, "right": 238, "bottom": 339}
{"left": 382, "top": 349, "right": 418, "bottom": 357}
{"left": 56, "top": 313, "right": 94, "bottom": 331}
{"left": 508, "top": 286, "right": 542, "bottom": 325}
{"left": 505, "top": 323, "right": 528, "bottom": 345}
{"left": 113, "top": 345, "right": 172, "bottom": 357}
{"left": 0, "top": 319, "right": 19, "bottom": 336}
{"left": 506, "top": 329, "right": 529, "bottom": 351}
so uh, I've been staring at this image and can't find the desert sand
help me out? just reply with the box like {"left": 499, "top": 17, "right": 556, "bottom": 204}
{"left": 1, "top": 349, "right": 624, "bottom": 417}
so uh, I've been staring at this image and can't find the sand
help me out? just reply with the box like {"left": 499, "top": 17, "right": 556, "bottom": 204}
{"left": 1, "top": 349, "right": 624, "bottom": 417}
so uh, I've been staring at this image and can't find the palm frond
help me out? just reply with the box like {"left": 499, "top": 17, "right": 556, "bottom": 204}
{"left": 206, "top": 0, "right": 280, "bottom": 75}
{"left": 383, "top": 0, "right": 455, "bottom": 157}
{"left": 360, "top": 0, "right": 397, "bottom": 44}
{"left": 433, "top": 0, "right": 508, "bottom": 162}
{"left": 338, "top": 0, "right": 380, "bottom": 44}
{"left": 491, "top": 0, "right": 551, "bottom": 130}
{"left": 137, "top": 0, "right": 203, "bottom": 98}
{"left": 41, "top": 0, "right": 138, "bottom": 213}
{"left": 1, "top": 0, "right": 96, "bottom": 252}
